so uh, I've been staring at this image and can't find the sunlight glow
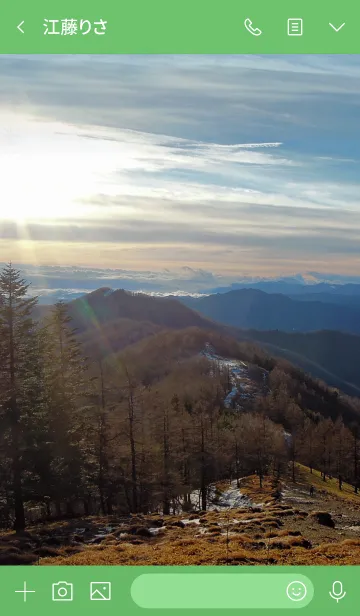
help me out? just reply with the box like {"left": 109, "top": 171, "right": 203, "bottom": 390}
{"left": 0, "top": 112, "right": 122, "bottom": 222}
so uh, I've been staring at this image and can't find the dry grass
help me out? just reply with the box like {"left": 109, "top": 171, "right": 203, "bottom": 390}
{"left": 2, "top": 468, "right": 360, "bottom": 566}
{"left": 39, "top": 532, "right": 360, "bottom": 566}
{"left": 239, "top": 475, "right": 275, "bottom": 503}
{"left": 297, "top": 464, "right": 360, "bottom": 505}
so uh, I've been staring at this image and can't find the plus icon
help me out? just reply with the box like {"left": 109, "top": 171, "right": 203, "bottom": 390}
{"left": 15, "top": 582, "right": 36, "bottom": 602}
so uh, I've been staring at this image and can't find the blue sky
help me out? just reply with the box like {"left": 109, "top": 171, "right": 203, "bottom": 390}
{"left": 0, "top": 54, "right": 359, "bottom": 294}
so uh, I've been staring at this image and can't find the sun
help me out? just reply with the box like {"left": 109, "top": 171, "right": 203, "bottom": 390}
{"left": 0, "top": 149, "right": 99, "bottom": 223}
{"left": 0, "top": 112, "right": 104, "bottom": 223}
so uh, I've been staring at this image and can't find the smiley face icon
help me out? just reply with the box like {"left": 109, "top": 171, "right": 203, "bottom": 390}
{"left": 286, "top": 581, "right": 307, "bottom": 602}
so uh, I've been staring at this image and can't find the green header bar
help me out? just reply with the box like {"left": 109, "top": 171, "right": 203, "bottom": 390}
{"left": 0, "top": 566, "right": 358, "bottom": 614}
{"left": 0, "top": 0, "right": 358, "bottom": 54}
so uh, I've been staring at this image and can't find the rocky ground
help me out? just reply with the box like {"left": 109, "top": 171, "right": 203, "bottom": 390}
{"left": 2, "top": 465, "right": 360, "bottom": 566}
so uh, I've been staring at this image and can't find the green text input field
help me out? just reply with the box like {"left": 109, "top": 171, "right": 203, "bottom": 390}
{"left": 131, "top": 573, "right": 314, "bottom": 609}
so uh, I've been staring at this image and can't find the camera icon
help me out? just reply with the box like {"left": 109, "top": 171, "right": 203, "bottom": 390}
{"left": 52, "top": 581, "right": 74, "bottom": 602}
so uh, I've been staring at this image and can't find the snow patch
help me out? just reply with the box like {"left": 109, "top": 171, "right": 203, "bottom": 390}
{"left": 214, "top": 481, "right": 252, "bottom": 509}
{"left": 284, "top": 431, "right": 292, "bottom": 445}
{"left": 224, "top": 387, "right": 238, "bottom": 408}
{"left": 238, "top": 517, "right": 263, "bottom": 524}
{"left": 201, "top": 342, "right": 266, "bottom": 409}
{"left": 148, "top": 526, "right": 167, "bottom": 535}
{"left": 188, "top": 479, "right": 254, "bottom": 512}
{"left": 281, "top": 486, "right": 313, "bottom": 504}
{"left": 195, "top": 527, "right": 209, "bottom": 536}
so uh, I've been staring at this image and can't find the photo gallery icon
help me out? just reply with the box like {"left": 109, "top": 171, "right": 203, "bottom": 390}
{"left": 90, "top": 582, "right": 112, "bottom": 601}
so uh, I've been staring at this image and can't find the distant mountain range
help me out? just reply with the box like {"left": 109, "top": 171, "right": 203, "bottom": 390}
{"left": 178, "top": 288, "right": 360, "bottom": 335}
{"left": 288, "top": 292, "right": 360, "bottom": 307}
{"left": 203, "top": 280, "right": 360, "bottom": 297}
{"left": 32, "top": 277, "right": 360, "bottom": 305}
{"left": 34, "top": 286, "right": 360, "bottom": 397}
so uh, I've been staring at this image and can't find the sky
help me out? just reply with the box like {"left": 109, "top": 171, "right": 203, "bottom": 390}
{"left": 0, "top": 54, "right": 360, "bottom": 296}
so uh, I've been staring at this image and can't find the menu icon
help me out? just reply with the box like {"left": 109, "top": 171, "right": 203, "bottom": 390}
{"left": 288, "top": 18, "right": 303, "bottom": 36}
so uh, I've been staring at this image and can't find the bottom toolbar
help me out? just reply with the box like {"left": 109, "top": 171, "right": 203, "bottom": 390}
{"left": 1, "top": 566, "right": 359, "bottom": 614}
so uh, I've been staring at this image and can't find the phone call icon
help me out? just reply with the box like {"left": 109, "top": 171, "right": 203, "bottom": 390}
{"left": 244, "top": 18, "right": 262, "bottom": 36}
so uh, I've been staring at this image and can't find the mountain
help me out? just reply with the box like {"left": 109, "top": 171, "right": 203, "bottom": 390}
{"left": 70, "top": 288, "right": 219, "bottom": 332}
{"left": 34, "top": 287, "right": 360, "bottom": 397}
{"left": 203, "top": 281, "right": 360, "bottom": 296}
{"left": 10, "top": 287, "right": 360, "bottom": 567}
{"left": 35, "top": 287, "right": 219, "bottom": 334}
{"left": 34, "top": 287, "right": 225, "bottom": 360}
{"left": 289, "top": 292, "right": 360, "bottom": 307}
{"left": 241, "top": 329, "right": 360, "bottom": 397}
{"left": 178, "top": 288, "right": 360, "bottom": 334}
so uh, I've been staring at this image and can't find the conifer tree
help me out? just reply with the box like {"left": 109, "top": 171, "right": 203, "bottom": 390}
{"left": 43, "top": 300, "right": 89, "bottom": 513}
{"left": 0, "top": 264, "right": 38, "bottom": 531}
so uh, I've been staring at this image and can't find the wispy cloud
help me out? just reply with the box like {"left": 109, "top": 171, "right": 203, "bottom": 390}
{"left": 0, "top": 55, "right": 360, "bottom": 281}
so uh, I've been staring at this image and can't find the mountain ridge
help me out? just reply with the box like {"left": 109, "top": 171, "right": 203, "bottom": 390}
{"left": 178, "top": 288, "right": 360, "bottom": 334}
{"left": 203, "top": 280, "right": 360, "bottom": 296}
{"left": 34, "top": 286, "right": 360, "bottom": 397}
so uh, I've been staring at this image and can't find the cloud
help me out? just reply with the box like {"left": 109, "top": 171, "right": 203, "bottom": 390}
{"left": 2, "top": 213, "right": 360, "bottom": 259}
{"left": 7, "top": 261, "right": 360, "bottom": 304}
{"left": 0, "top": 55, "right": 360, "bottom": 279}
{"left": 2, "top": 55, "right": 360, "bottom": 145}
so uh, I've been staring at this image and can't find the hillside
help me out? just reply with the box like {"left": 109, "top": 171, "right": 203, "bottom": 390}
{"left": 245, "top": 329, "right": 360, "bottom": 396}
{"left": 289, "top": 292, "right": 360, "bottom": 307}
{"left": 34, "top": 288, "right": 218, "bottom": 333}
{"left": 69, "top": 288, "right": 217, "bottom": 333}
{"left": 179, "top": 288, "right": 360, "bottom": 334}
{"left": 4, "top": 276, "right": 360, "bottom": 566}
{"left": 104, "top": 328, "right": 268, "bottom": 397}
{"left": 34, "top": 287, "right": 360, "bottom": 399}
{"left": 3, "top": 466, "right": 360, "bottom": 566}
{"left": 34, "top": 288, "right": 224, "bottom": 359}
{"left": 98, "top": 326, "right": 360, "bottom": 430}
{"left": 77, "top": 318, "right": 164, "bottom": 359}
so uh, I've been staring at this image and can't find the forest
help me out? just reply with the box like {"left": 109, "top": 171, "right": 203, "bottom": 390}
{"left": 1, "top": 264, "right": 360, "bottom": 533}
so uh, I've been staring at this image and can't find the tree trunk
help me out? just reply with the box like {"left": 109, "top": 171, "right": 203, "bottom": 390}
{"left": 354, "top": 437, "right": 358, "bottom": 494}
{"left": 98, "top": 411, "right": 106, "bottom": 515}
{"left": 200, "top": 418, "right": 207, "bottom": 511}
{"left": 106, "top": 496, "right": 113, "bottom": 515}
{"left": 292, "top": 457, "right": 296, "bottom": 483}
{"left": 83, "top": 497, "right": 90, "bottom": 516}
{"left": 9, "top": 279, "right": 25, "bottom": 532}
{"left": 181, "top": 427, "right": 189, "bottom": 490}
{"left": 163, "top": 409, "right": 170, "bottom": 516}
{"left": 12, "top": 427, "right": 26, "bottom": 532}
{"left": 126, "top": 378, "right": 138, "bottom": 512}
{"left": 66, "top": 501, "right": 74, "bottom": 516}
{"left": 235, "top": 440, "right": 240, "bottom": 488}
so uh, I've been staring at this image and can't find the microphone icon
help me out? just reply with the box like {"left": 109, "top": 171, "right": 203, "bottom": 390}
{"left": 329, "top": 581, "right": 346, "bottom": 602}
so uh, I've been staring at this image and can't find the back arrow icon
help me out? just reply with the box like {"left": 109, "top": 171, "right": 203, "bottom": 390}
{"left": 17, "top": 20, "right": 24, "bottom": 33}
{"left": 329, "top": 22, "right": 345, "bottom": 31}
